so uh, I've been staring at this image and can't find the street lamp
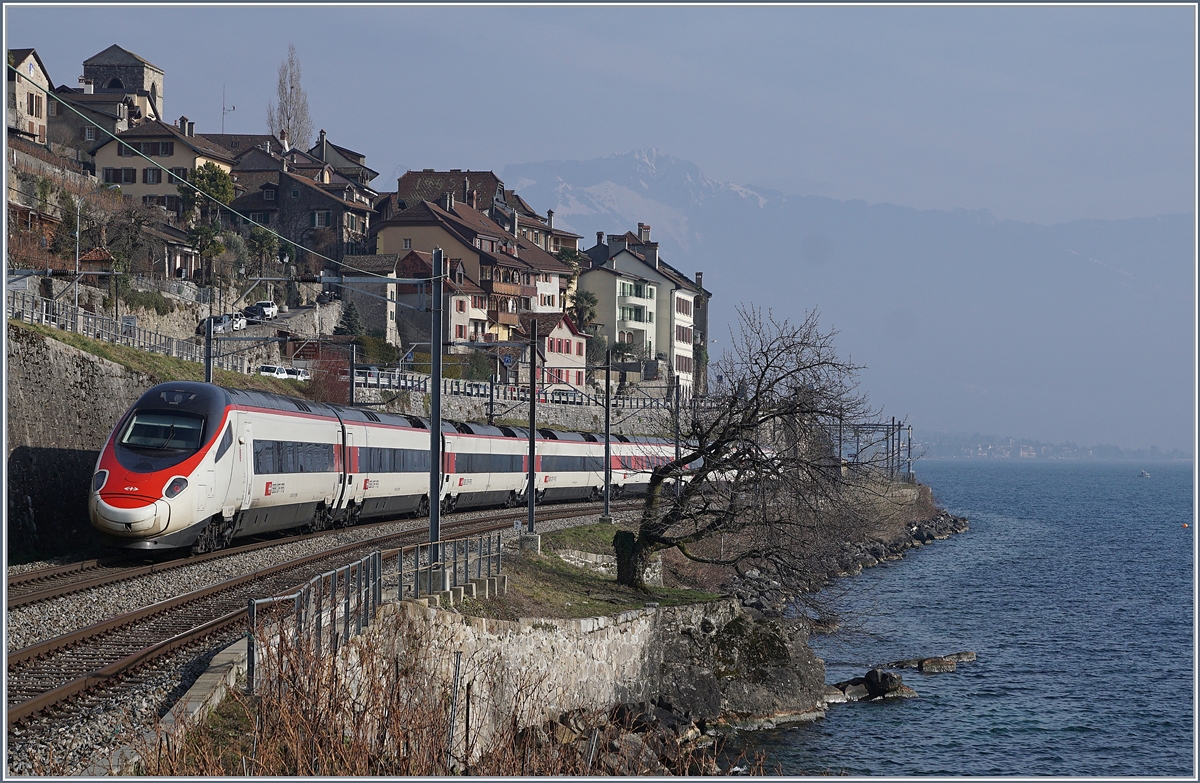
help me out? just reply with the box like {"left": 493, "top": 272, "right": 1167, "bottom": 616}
{"left": 74, "top": 186, "right": 114, "bottom": 310}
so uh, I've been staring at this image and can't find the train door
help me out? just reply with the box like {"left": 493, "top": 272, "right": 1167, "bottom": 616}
{"left": 212, "top": 419, "right": 238, "bottom": 517}
{"left": 346, "top": 429, "right": 365, "bottom": 507}
{"left": 239, "top": 421, "right": 253, "bottom": 511}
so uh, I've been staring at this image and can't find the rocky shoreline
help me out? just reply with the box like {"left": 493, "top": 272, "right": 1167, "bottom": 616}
{"left": 726, "top": 511, "right": 970, "bottom": 617}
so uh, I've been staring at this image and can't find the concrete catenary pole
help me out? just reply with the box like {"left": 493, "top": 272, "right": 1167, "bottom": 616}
{"left": 430, "top": 248, "right": 444, "bottom": 563}
{"left": 527, "top": 319, "right": 538, "bottom": 533}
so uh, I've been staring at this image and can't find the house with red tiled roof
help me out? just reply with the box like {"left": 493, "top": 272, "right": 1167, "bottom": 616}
{"left": 229, "top": 168, "right": 372, "bottom": 269}
{"left": 374, "top": 193, "right": 574, "bottom": 341}
{"left": 519, "top": 312, "right": 587, "bottom": 391}
{"left": 392, "top": 250, "right": 490, "bottom": 358}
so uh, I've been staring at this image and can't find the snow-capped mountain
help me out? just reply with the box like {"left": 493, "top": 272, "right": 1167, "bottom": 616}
{"left": 501, "top": 151, "right": 1193, "bottom": 454}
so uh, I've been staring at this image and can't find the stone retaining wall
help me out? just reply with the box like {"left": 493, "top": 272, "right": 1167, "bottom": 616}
{"left": 353, "top": 597, "right": 825, "bottom": 758}
{"left": 6, "top": 322, "right": 156, "bottom": 554}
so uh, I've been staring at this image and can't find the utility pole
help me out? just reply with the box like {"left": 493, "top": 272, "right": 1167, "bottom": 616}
{"left": 348, "top": 343, "right": 356, "bottom": 406}
{"left": 204, "top": 316, "right": 213, "bottom": 382}
{"left": 600, "top": 348, "right": 612, "bottom": 524}
{"left": 430, "top": 249, "right": 444, "bottom": 568}
{"left": 674, "top": 374, "right": 681, "bottom": 499}
{"left": 526, "top": 319, "right": 538, "bottom": 535}
{"left": 488, "top": 372, "right": 495, "bottom": 426}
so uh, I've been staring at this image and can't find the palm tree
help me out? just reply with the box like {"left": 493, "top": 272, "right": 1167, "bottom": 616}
{"left": 569, "top": 289, "right": 599, "bottom": 331}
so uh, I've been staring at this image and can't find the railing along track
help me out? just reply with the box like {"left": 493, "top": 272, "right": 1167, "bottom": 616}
{"left": 6, "top": 501, "right": 634, "bottom": 729}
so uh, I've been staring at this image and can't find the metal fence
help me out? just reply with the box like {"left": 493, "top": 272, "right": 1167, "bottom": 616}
{"left": 6, "top": 288, "right": 246, "bottom": 374}
{"left": 349, "top": 367, "right": 674, "bottom": 411}
{"left": 246, "top": 550, "right": 383, "bottom": 695}
{"left": 399, "top": 532, "right": 502, "bottom": 600}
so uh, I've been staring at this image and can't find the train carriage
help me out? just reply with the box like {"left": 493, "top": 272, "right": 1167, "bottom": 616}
{"left": 90, "top": 381, "right": 700, "bottom": 553}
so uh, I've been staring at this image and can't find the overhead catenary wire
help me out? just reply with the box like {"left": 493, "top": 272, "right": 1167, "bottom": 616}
{"left": 6, "top": 63, "right": 389, "bottom": 280}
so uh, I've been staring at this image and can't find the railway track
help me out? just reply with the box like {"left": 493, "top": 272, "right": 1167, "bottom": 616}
{"left": 6, "top": 502, "right": 634, "bottom": 731}
{"left": 6, "top": 500, "right": 632, "bottom": 610}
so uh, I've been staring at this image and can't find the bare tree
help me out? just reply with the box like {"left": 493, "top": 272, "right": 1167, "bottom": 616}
{"left": 613, "top": 306, "right": 895, "bottom": 591}
{"left": 266, "top": 44, "right": 314, "bottom": 150}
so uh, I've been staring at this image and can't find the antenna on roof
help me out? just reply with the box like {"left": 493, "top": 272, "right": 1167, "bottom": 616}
{"left": 221, "top": 84, "right": 236, "bottom": 134}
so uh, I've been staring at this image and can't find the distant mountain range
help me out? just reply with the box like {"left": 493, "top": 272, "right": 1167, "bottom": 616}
{"left": 502, "top": 151, "right": 1194, "bottom": 454}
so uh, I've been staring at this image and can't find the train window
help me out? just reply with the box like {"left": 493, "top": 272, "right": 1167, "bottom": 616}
{"left": 121, "top": 411, "right": 205, "bottom": 451}
{"left": 214, "top": 424, "right": 234, "bottom": 462}
{"left": 253, "top": 440, "right": 336, "bottom": 475}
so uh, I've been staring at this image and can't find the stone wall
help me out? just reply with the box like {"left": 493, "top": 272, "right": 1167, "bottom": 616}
{"left": 6, "top": 322, "right": 157, "bottom": 555}
{"left": 357, "top": 597, "right": 825, "bottom": 756}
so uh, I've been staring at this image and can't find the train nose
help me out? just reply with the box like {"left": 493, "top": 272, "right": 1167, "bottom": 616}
{"left": 91, "top": 495, "right": 171, "bottom": 535}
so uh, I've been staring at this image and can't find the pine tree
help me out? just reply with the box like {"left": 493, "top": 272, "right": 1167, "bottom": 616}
{"left": 333, "top": 300, "right": 364, "bottom": 336}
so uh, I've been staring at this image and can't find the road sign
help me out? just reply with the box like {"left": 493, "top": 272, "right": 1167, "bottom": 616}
{"left": 405, "top": 352, "right": 414, "bottom": 362}
{"left": 502, "top": 355, "right": 512, "bottom": 366}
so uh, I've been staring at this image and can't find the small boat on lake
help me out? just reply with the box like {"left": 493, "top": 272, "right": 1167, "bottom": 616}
{"left": 1140, "top": 470, "right": 1151, "bottom": 478}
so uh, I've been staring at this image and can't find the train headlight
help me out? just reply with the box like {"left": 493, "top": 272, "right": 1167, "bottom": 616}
{"left": 92, "top": 470, "right": 108, "bottom": 493}
{"left": 164, "top": 477, "right": 189, "bottom": 499}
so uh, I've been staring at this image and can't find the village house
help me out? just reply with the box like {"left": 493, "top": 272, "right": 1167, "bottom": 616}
{"left": 581, "top": 223, "right": 710, "bottom": 398}
{"left": 520, "top": 312, "right": 588, "bottom": 392}
{"left": 89, "top": 116, "right": 234, "bottom": 217}
{"left": 228, "top": 168, "right": 372, "bottom": 270}
{"left": 7, "top": 48, "right": 52, "bottom": 144}
{"left": 391, "top": 250, "right": 488, "bottom": 358}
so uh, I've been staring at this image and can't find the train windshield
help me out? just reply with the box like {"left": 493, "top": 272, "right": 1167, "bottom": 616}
{"left": 115, "top": 410, "right": 207, "bottom": 472}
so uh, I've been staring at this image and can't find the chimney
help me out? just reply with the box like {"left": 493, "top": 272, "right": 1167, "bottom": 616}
{"left": 638, "top": 223, "right": 651, "bottom": 243}
{"left": 280, "top": 129, "right": 290, "bottom": 152}
{"left": 468, "top": 189, "right": 478, "bottom": 210}
{"left": 463, "top": 177, "right": 470, "bottom": 202}
{"left": 644, "top": 241, "right": 659, "bottom": 269}
{"left": 607, "top": 233, "right": 627, "bottom": 258}
{"left": 187, "top": 121, "right": 195, "bottom": 137}
{"left": 78, "top": 77, "right": 93, "bottom": 94}
{"left": 511, "top": 212, "right": 519, "bottom": 257}
{"left": 317, "top": 129, "right": 326, "bottom": 154}
{"left": 596, "top": 230, "right": 604, "bottom": 248}
{"left": 178, "top": 115, "right": 188, "bottom": 131}
{"left": 695, "top": 271, "right": 703, "bottom": 290}
{"left": 265, "top": 140, "right": 271, "bottom": 154}
{"left": 441, "top": 191, "right": 455, "bottom": 211}
{"left": 546, "top": 209, "right": 554, "bottom": 229}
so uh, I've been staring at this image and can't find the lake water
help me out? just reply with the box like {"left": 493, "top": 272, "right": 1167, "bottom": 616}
{"left": 740, "top": 460, "right": 1195, "bottom": 776}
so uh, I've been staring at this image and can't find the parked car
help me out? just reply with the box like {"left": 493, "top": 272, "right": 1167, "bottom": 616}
{"left": 316, "top": 292, "right": 332, "bottom": 305}
{"left": 242, "top": 305, "right": 268, "bottom": 324}
{"left": 195, "top": 314, "right": 232, "bottom": 336}
{"left": 284, "top": 367, "right": 312, "bottom": 382}
{"left": 254, "top": 300, "right": 279, "bottom": 319}
{"left": 228, "top": 313, "right": 247, "bottom": 331}
{"left": 258, "top": 365, "right": 288, "bottom": 379}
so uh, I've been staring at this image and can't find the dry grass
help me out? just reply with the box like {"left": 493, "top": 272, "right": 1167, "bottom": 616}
{"left": 134, "top": 605, "right": 753, "bottom": 776}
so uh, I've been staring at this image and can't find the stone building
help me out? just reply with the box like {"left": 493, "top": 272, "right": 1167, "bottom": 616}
{"left": 339, "top": 254, "right": 399, "bottom": 346}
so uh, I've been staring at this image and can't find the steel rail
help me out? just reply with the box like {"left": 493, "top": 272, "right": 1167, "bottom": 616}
{"left": 7, "top": 501, "right": 633, "bottom": 728}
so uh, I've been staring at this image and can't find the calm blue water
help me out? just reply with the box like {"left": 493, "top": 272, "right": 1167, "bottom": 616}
{"left": 743, "top": 460, "right": 1195, "bottom": 776}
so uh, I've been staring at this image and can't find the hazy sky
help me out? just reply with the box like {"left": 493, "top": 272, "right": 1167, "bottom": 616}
{"left": 5, "top": 4, "right": 1196, "bottom": 452}
{"left": 6, "top": 4, "right": 1195, "bottom": 225}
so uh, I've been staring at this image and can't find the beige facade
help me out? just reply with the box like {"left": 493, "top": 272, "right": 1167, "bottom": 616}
{"left": 7, "top": 49, "right": 52, "bottom": 144}
{"left": 91, "top": 120, "right": 232, "bottom": 212}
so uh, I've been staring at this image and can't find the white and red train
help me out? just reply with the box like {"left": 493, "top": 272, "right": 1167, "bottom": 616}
{"left": 89, "top": 381, "right": 679, "bottom": 553}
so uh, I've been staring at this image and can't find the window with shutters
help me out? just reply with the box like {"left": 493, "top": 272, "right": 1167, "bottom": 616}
{"left": 456, "top": 300, "right": 466, "bottom": 313}
{"left": 310, "top": 210, "right": 330, "bottom": 228}
{"left": 168, "top": 167, "right": 188, "bottom": 184}
{"left": 143, "top": 168, "right": 162, "bottom": 184}
{"left": 403, "top": 238, "right": 412, "bottom": 250}
{"left": 455, "top": 324, "right": 466, "bottom": 339}
{"left": 48, "top": 100, "right": 58, "bottom": 116}
{"left": 158, "top": 141, "right": 174, "bottom": 157}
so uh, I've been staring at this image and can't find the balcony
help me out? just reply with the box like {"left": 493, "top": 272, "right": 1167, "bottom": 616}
{"left": 488, "top": 309, "right": 520, "bottom": 326}
{"left": 481, "top": 279, "right": 536, "bottom": 298}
